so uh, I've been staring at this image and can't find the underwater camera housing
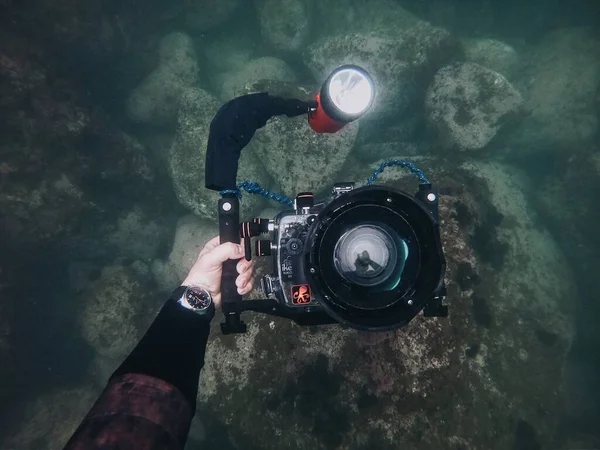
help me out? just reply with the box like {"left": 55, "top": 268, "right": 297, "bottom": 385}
{"left": 218, "top": 182, "right": 447, "bottom": 334}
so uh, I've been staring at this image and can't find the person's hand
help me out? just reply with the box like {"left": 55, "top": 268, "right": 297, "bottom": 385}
{"left": 181, "top": 236, "right": 254, "bottom": 309}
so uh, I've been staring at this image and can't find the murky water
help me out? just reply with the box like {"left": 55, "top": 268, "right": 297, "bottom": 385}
{"left": 0, "top": 0, "right": 599, "bottom": 449}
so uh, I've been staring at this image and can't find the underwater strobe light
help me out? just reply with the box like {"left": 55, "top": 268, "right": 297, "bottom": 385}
{"left": 309, "top": 65, "right": 375, "bottom": 133}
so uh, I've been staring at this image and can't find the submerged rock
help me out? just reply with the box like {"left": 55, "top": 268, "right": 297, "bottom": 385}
{"left": 195, "top": 158, "right": 574, "bottom": 450}
{"left": 126, "top": 32, "right": 199, "bottom": 127}
{"left": 169, "top": 88, "right": 270, "bottom": 220}
{"left": 215, "top": 57, "right": 297, "bottom": 101}
{"left": 506, "top": 27, "right": 600, "bottom": 157}
{"left": 185, "top": 0, "right": 239, "bottom": 31}
{"left": 304, "top": 24, "right": 462, "bottom": 119}
{"left": 239, "top": 80, "right": 359, "bottom": 197}
{"left": 462, "top": 38, "right": 519, "bottom": 77}
{"left": 256, "top": 0, "right": 310, "bottom": 52}
{"left": 152, "top": 215, "right": 218, "bottom": 293}
{"left": 107, "top": 207, "right": 166, "bottom": 261}
{"left": 425, "top": 62, "right": 524, "bottom": 151}
{"left": 203, "top": 34, "right": 255, "bottom": 73}
{"left": 354, "top": 141, "right": 421, "bottom": 164}
{"left": 81, "top": 265, "right": 159, "bottom": 360}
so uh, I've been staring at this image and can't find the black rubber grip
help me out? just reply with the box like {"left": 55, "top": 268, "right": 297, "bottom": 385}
{"left": 219, "top": 196, "right": 242, "bottom": 312}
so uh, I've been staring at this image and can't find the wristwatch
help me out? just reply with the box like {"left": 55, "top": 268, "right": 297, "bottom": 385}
{"left": 171, "top": 285, "right": 215, "bottom": 320}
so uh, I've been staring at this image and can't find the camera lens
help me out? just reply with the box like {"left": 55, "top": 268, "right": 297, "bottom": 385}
{"left": 333, "top": 224, "right": 407, "bottom": 288}
{"left": 306, "top": 186, "right": 445, "bottom": 331}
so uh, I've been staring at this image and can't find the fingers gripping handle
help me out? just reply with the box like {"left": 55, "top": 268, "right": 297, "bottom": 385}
{"left": 218, "top": 196, "right": 247, "bottom": 333}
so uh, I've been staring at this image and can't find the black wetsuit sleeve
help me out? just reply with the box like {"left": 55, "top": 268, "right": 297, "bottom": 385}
{"left": 111, "top": 297, "right": 211, "bottom": 413}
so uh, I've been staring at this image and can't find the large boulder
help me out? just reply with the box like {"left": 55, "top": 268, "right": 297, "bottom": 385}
{"left": 152, "top": 215, "right": 218, "bottom": 293}
{"left": 185, "top": 0, "right": 239, "bottom": 32}
{"left": 126, "top": 32, "right": 199, "bottom": 126}
{"left": 354, "top": 141, "right": 421, "bottom": 164}
{"left": 195, "top": 157, "right": 575, "bottom": 450}
{"left": 425, "top": 63, "right": 524, "bottom": 151}
{"left": 506, "top": 28, "right": 600, "bottom": 157}
{"left": 214, "top": 56, "right": 297, "bottom": 101}
{"left": 81, "top": 265, "right": 159, "bottom": 360}
{"left": 107, "top": 206, "right": 167, "bottom": 261}
{"left": 252, "top": 118, "right": 359, "bottom": 197}
{"left": 240, "top": 80, "right": 360, "bottom": 197}
{"left": 203, "top": 34, "right": 255, "bottom": 73}
{"left": 169, "top": 88, "right": 270, "bottom": 220}
{"left": 256, "top": 0, "right": 310, "bottom": 52}
{"left": 304, "top": 24, "right": 463, "bottom": 120}
{"left": 462, "top": 38, "right": 519, "bottom": 78}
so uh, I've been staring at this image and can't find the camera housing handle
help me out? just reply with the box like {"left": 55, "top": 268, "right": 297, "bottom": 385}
{"left": 414, "top": 183, "right": 448, "bottom": 318}
{"left": 219, "top": 195, "right": 248, "bottom": 334}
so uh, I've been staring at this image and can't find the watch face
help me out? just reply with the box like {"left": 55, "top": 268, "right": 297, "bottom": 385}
{"left": 185, "top": 287, "right": 212, "bottom": 310}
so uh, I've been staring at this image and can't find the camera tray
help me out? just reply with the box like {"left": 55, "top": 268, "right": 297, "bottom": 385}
{"left": 218, "top": 183, "right": 447, "bottom": 335}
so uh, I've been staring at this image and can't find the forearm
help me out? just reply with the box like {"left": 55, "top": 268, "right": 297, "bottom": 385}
{"left": 63, "top": 373, "right": 193, "bottom": 450}
{"left": 111, "top": 296, "right": 211, "bottom": 409}
{"left": 63, "top": 296, "right": 211, "bottom": 450}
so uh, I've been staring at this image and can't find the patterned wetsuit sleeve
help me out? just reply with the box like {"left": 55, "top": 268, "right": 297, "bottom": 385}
{"left": 63, "top": 373, "right": 193, "bottom": 450}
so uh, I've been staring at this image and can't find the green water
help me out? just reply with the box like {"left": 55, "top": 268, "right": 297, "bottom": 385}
{"left": 0, "top": 0, "right": 599, "bottom": 449}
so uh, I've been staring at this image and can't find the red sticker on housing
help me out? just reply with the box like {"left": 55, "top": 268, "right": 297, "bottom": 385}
{"left": 291, "top": 284, "right": 312, "bottom": 305}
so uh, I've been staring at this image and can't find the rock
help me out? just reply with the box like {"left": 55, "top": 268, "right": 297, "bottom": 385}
{"left": 0, "top": 32, "right": 159, "bottom": 251}
{"left": 460, "top": 161, "right": 574, "bottom": 317}
{"left": 81, "top": 265, "right": 159, "bottom": 360}
{"left": 462, "top": 38, "right": 519, "bottom": 77}
{"left": 425, "top": 62, "right": 524, "bottom": 151}
{"left": 356, "top": 112, "right": 423, "bottom": 150}
{"left": 186, "top": 415, "right": 207, "bottom": 447}
{"left": 314, "top": 0, "right": 422, "bottom": 39}
{"left": 196, "top": 157, "right": 574, "bottom": 450}
{"left": 532, "top": 148, "right": 600, "bottom": 294}
{"left": 252, "top": 118, "right": 359, "bottom": 197}
{"left": 214, "top": 57, "right": 297, "bottom": 101}
{"left": 169, "top": 88, "right": 270, "bottom": 220}
{"left": 256, "top": 0, "right": 310, "bottom": 52}
{"left": 126, "top": 32, "right": 199, "bottom": 126}
{"left": 506, "top": 28, "right": 600, "bottom": 157}
{"left": 304, "top": 24, "right": 463, "bottom": 119}
{"left": 152, "top": 215, "right": 218, "bottom": 292}
{"left": 151, "top": 260, "right": 181, "bottom": 294}
{"left": 107, "top": 207, "right": 165, "bottom": 260}
{"left": 0, "top": 387, "right": 98, "bottom": 450}
{"left": 355, "top": 141, "right": 421, "bottom": 164}
{"left": 236, "top": 80, "right": 359, "bottom": 197}
{"left": 203, "top": 34, "right": 255, "bottom": 73}
{"left": 87, "top": 353, "right": 121, "bottom": 388}
{"left": 239, "top": 79, "right": 317, "bottom": 101}
{"left": 137, "top": 131, "right": 175, "bottom": 165}
{"left": 186, "top": 0, "right": 239, "bottom": 31}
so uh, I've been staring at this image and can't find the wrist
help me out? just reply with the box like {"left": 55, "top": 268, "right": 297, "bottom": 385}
{"left": 170, "top": 286, "right": 215, "bottom": 321}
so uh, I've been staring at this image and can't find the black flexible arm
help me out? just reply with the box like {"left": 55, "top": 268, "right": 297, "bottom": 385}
{"left": 205, "top": 93, "right": 316, "bottom": 191}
